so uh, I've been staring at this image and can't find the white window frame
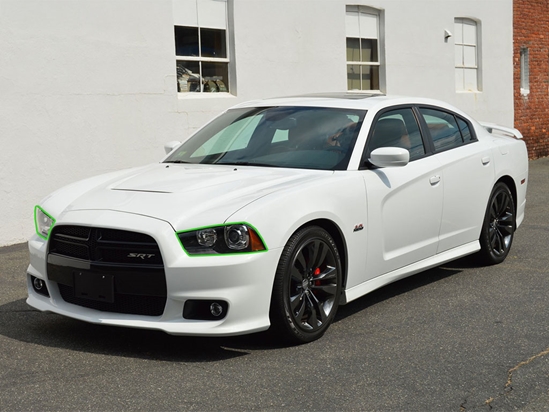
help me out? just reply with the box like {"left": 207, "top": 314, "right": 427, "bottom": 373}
{"left": 454, "top": 18, "right": 482, "bottom": 92}
{"left": 345, "top": 5, "right": 384, "bottom": 93}
{"left": 174, "top": 0, "right": 231, "bottom": 94}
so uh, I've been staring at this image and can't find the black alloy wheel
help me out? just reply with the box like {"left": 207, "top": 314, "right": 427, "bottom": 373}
{"left": 478, "top": 182, "right": 515, "bottom": 265}
{"left": 270, "top": 226, "right": 342, "bottom": 344}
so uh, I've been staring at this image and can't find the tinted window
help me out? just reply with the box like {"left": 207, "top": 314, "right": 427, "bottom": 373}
{"left": 457, "top": 117, "right": 473, "bottom": 142}
{"left": 164, "top": 107, "right": 366, "bottom": 171}
{"left": 368, "top": 108, "right": 425, "bottom": 161}
{"left": 419, "top": 108, "right": 464, "bottom": 151}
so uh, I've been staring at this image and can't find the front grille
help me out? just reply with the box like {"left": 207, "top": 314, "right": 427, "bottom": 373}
{"left": 47, "top": 225, "right": 167, "bottom": 317}
{"left": 49, "top": 226, "right": 163, "bottom": 265}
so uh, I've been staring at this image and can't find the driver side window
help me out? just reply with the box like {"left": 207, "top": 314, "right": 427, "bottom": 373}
{"left": 368, "top": 108, "right": 425, "bottom": 161}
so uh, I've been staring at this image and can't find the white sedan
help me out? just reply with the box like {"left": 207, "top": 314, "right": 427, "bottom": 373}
{"left": 27, "top": 94, "right": 528, "bottom": 344}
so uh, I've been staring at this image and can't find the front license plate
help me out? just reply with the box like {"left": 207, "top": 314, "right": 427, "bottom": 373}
{"left": 74, "top": 271, "right": 114, "bottom": 303}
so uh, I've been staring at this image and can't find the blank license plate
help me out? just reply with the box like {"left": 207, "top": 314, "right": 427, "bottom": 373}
{"left": 74, "top": 271, "right": 114, "bottom": 303}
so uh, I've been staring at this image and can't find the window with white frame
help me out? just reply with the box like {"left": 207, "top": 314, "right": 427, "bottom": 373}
{"left": 520, "top": 47, "right": 530, "bottom": 96}
{"left": 174, "top": 0, "right": 229, "bottom": 93}
{"left": 454, "top": 18, "right": 481, "bottom": 92}
{"left": 346, "top": 5, "right": 382, "bottom": 91}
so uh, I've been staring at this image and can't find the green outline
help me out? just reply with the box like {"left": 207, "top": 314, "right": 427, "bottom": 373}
{"left": 34, "top": 205, "right": 56, "bottom": 240}
{"left": 175, "top": 222, "right": 268, "bottom": 257}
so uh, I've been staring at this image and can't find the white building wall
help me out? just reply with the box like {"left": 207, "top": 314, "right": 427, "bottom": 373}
{"left": 0, "top": 0, "right": 513, "bottom": 246}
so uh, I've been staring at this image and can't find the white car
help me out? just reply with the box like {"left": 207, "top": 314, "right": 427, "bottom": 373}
{"left": 27, "top": 94, "right": 528, "bottom": 344}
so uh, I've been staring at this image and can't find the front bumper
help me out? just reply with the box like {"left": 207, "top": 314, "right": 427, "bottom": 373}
{"left": 27, "top": 209, "right": 280, "bottom": 336}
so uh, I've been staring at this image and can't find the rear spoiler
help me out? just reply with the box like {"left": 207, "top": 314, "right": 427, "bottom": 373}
{"left": 479, "top": 122, "right": 523, "bottom": 139}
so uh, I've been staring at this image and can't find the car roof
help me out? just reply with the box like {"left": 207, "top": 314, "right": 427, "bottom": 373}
{"left": 231, "top": 94, "right": 464, "bottom": 114}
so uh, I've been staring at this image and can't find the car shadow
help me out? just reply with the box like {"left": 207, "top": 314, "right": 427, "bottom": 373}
{"left": 0, "top": 255, "right": 478, "bottom": 359}
{"left": 334, "top": 259, "right": 471, "bottom": 322}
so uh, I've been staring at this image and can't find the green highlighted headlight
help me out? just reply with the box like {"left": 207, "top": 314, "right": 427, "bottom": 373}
{"left": 197, "top": 228, "right": 217, "bottom": 247}
{"left": 34, "top": 206, "right": 56, "bottom": 240}
{"left": 177, "top": 223, "right": 267, "bottom": 256}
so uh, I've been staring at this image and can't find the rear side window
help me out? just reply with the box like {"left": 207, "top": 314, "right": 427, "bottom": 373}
{"left": 419, "top": 108, "right": 463, "bottom": 151}
{"left": 419, "top": 107, "right": 476, "bottom": 151}
{"left": 456, "top": 117, "right": 473, "bottom": 142}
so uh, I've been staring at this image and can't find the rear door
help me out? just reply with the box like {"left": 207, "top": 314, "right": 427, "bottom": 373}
{"left": 416, "top": 106, "right": 495, "bottom": 253}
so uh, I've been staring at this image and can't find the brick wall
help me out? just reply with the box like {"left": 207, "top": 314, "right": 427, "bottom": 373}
{"left": 514, "top": 0, "right": 549, "bottom": 159}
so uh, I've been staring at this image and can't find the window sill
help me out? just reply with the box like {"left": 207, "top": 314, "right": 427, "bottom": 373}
{"left": 347, "top": 89, "right": 384, "bottom": 95}
{"left": 177, "top": 92, "right": 236, "bottom": 100}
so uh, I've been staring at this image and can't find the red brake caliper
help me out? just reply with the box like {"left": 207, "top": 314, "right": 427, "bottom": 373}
{"left": 313, "top": 267, "right": 321, "bottom": 286}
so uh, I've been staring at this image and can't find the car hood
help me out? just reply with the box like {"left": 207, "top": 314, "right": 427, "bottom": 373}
{"left": 58, "top": 163, "right": 331, "bottom": 230}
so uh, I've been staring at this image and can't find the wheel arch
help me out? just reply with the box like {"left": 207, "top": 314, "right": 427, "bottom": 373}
{"left": 496, "top": 175, "right": 518, "bottom": 216}
{"left": 295, "top": 218, "right": 349, "bottom": 290}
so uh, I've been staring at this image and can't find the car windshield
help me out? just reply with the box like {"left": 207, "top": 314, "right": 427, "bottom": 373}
{"left": 164, "top": 106, "right": 366, "bottom": 170}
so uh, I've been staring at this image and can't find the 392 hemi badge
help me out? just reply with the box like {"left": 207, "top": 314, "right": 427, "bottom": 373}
{"left": 127, "top": 253, "right": 155, "bottom": 259}
{"left": 353, "top": 224, "right": 364, "bottom": 232}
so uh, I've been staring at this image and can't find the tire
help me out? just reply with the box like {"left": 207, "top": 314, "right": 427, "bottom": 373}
{"left": 269, "top": 226, "right": 342, "bottom": 344}
{"left": 478, "top": 182, "right": 515, "bottom": 265}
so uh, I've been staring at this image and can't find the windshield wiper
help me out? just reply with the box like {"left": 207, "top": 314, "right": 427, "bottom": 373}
{"left": 218, "top": 161, "right": 280, "bottom": 168}
{"left": 164, "top": 160, "right": 191, "bottom": 164}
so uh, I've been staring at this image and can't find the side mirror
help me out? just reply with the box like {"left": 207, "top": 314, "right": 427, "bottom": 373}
{"left": 369, "top": 147, "right": 410, "bottom": 168}
{"left": 164, "top": 141, "right": 182, "bottom": 154}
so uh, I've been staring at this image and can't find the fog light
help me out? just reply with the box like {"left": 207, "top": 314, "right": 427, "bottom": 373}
{"left": 30, "top": 275, "right": 50, "bottom": 297}
{"left": 183, "top": 300, "right": 228, "bottom": 320}
{"left": 210, "top": 302, "right": 223, "bottom": 317}
{"left": 33, "top": 277, "right": 44, "bottom": 290}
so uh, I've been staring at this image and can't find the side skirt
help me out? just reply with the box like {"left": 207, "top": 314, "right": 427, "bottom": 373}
{"left": 341, "top": 241, "right": 480, "bottom": 304}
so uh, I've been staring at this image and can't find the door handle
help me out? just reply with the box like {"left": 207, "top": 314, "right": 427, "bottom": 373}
{"left": 482, "top": 156, "right": 491, "bottom": 165}
{"left": 429, "top": 175, "right": 441, "bottom": 185}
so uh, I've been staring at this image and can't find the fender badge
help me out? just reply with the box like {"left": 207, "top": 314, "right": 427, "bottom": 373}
{"left": 353, "top": 224, "right": 364, "bottom": 232}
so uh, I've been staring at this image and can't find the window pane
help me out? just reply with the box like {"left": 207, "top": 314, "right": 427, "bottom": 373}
{"left": 272, "top": 129, "right": 289, "bottom": 143}
{"left": 520, "top": 48, "right": 530, "bottom": 92}
{"left": 361, "top": 65, "right": 379, "bottom": 90}
{"left": 346, "top": 38, "right": 360, "bottom": 62}
{"left": 165, "top": 107, "right": 366, "bottom": 171}
{"left": 369, "top": 108, "right": 425, "bottom": 160}
{"left": 177, "top": 61, "right": 201, "bottom": 92}
{"left": 420, "top": 108, "right": 463, "bottom": 151}
{"left": 345, "top": 8, "right": 360, "bottom": 37}
{"left": 454, "top": 20, "right": 464, "bottom": 44}
{"left": 347, "top": 64, "right": 361, "bottom": 90}
{"left": 463, "top": 68, "right": 477, "bottom": 91}
{"left": 197, "top": 0, "right": 227, "bottom": 30}
{"left": 361, "top": 38, "right": 378, "bottom": 62}
{"left": 200, "top": 28, "right": 227, "bottom": 58}
{"left": 175, "top": 26, "right": 199, "bottom": 56}
{"left": 463, "top": 45, "right": 476, "bottom": 67}
{"left": 359, "top": 11, "right": 378, "bottom": 39}
{"left": 457, "top": 118, "right": 473, "bottom": 142}
{"left": 191, "top": 115, "right": 261, "bottom": 157}
{"left": 202, "top": 62, "right": 229, "bottom": 92}
{"left": 463, "top": 21, "right": 477, "bottom": 45}
{"left": 455, "top": 45, "right": 463, "bottom": 66}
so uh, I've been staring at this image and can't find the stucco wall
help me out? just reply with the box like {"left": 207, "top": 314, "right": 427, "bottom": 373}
{"left": 0, "top": 0, "right": 513, "bottom": 246}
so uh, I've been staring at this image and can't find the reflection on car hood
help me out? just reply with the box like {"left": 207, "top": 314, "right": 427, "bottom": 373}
{"left": 63, "top": 163, "right": 331, "bottom": 229}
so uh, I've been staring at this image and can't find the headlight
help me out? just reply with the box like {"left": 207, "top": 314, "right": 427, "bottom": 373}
{"left": 177, "top": 223, "right": 267, "bottom": 255}
{"left": 34, "top": 206, "right": 56, "bottom": 240}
